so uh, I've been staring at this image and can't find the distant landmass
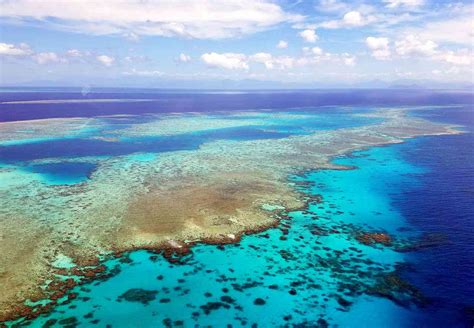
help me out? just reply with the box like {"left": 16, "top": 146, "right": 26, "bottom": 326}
{"left": 1, "top": 78, "right": 472, "bottom": 90}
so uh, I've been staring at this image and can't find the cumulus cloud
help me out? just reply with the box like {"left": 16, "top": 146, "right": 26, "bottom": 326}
{"left": 0, "top": 43, "right": 93, "bottom": 64}
{"left": 299, "top": 29, "right": 318, "bottom": 43}
{"left": 342, "top": 53, "right": 356, "bottom": 66}
{"left": 201, "top": 52, "right": 249, "bottom": 70}
{"left": 178, "top": 53, "right": 191, "bottom": 63}
{"left": 199, "top": 48, "right": 356, "bottom": 71}
{"left": 402, "top": 14, "right": 474, "bottom": 46}
{"left": 367, "top": 33, "right": 472, "bottom": 66}
{"left": 1, "top": 42, "right": 118, "bottom": 66}
{"left": 0, "top": 42, "right": 32, "bottom": 56}
{"left": 277, "top": 40, "right": 288, "bottom": 49}
{"left": 0, "top": 0, "right": 302, "bottom": 40}
{"left": 343, "top": 11, "right": 363, "bottom": 26}
{"left": 123, "top": 32, "right": 140, "bottom": 42}
{"left": 319, "top": 10, "right": 375, "bottom": 29}
{"left": 123, "top": 68, "right": 164, "bottom": 76}
{"left": 96, "top": 55, "right": 115, "bottom": 66}
{"left": 250, "top": 52, "right": 294, "bottom": 70}
{"left": 437, "top": 49, "right": 473, "bottom": 66}
{"left": 308, "top": 47, "right": 324, "bottom": 56}
{"left": 249, "top": 52, "right": 272, "bottom": 68}
{"left": 34, "top": 52, "right": 64, "bottom": 64}
{"left": 66, "top": 49, "right": 93, "bottom": 58}
{"left": 366, "top": 37, "right": 391, "bottom": 60}
{"left": 66, "top": 49, "right": 83, "bottom": 57}
{"left": 300, "top": 46, "right": 356, "bottom": 66}
{"left": 395, "top": 35, "right": 437, "bottom": 56}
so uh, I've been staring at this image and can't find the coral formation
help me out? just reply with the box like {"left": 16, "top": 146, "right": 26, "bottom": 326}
{"left": 0, "top": 109, "right": 460, "bottom": 322}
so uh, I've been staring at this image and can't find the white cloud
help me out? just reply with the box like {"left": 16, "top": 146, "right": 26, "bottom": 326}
{"left": 66, "top": 49, "right": 85, "bottom": 57}
{"left": 178, "top": 53, "right": 191, "bottom": 63}
{"left": 250, "top": 52, "right": 294, "bottom": 70}
{"left": 300, "top": 46, "right": 355, "bottom": 67}
{"left": 250, "top": 52, "right": 273, "bottom": 69}
{"left": 383, "top": 0, "right": 424, "bottom": 8}
{"left": 66, "top": 49, "right": 81, "bottom": 57}
{"left": 299, "top": 29, "right": 318, "bottom": 43}
{"left": 366, "top": 37, "right": 391, "bottom": 60}
{"left": 34, "top": 52, "right": 63, "bottom": 64}
{"left": 277, "top": 40, "right": 288, "bottom": 49}
{"left": 395, "top": 35, "right": 437, "bottom": 56}
{"left": 199, "top": 49, "right": 356, "bottom": 72}
{"left": 0, "top": 0, "right": 302, "bottom": 40}
{"left": 309, "top": 47, "right": 324, "bottom": 56}
{"left": 201, "top": 52, "right": 249, "bottom": 70}
{"left": 96, "top": 55, "right": 115, "bottom": 66}
{"left": 371, "top": 33, "right": 472, "bottom": 66}
{"left": 438, "top": 49, "right": 473, "bottom": 66}
{"left": 1, "top": 43, "right": 125, "bottom": 67}
{"left": 0, "top": 42, "right": 32, "bottom": 56}
{"left": 123, "top": 68, "right": 164, "bottom": 76}
{"left": 343, "top": 11, "right": 363, "bottom": 27}
{"left": 319, "top": 10, "right": 375, "bottom": 29}
{"left": 402, "top": 14, "right": 474, "bottom": 46}
{"left": 123, "top": 32, "right": 140, "bottom": 42}
{"left": 342, "top": 53, "right": 356, "bottom": 66}
{"left": 303, "top": 47, "right": 331, "bottom": 61}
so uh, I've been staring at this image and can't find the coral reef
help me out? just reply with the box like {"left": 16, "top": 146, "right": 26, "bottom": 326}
{"left": 0, "top": 109, "right": 460, "bottom": 322}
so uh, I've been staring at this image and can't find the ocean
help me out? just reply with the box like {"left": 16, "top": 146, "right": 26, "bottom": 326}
{"left": 0, "top": 89, "right": 473, "bottom": 327}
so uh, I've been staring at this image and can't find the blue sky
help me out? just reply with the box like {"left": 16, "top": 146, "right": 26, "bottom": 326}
{"left": 0, "top": 0, "right": 473, "bottom": 88}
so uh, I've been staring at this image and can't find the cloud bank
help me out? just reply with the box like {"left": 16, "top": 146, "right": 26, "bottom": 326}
{"left": 0, "top": 0, "right": 302, "bottom": 39}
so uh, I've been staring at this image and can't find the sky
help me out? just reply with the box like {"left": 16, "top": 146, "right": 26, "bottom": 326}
{"left": 0, "top": 0, "right": 473, "bottom": 88}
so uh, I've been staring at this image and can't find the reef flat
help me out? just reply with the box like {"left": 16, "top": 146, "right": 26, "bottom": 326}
{"left": 0, "top": 117, "right": 99, "bottom": 145}
{"left": 0, "top": 108, "right": 460, "bottom": 322}
{"left": 114, "top": 112, "right": 316, "bottom": 137}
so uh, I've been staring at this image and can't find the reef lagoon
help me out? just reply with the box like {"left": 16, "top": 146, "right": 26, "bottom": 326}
{"left": 0, "top": 89, "right": 473, "bottom": 327}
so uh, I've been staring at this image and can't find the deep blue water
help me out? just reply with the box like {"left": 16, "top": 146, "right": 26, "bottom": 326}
{"left": 26, "top": 162, "right": 97, "bottom": 185}
{"left": 1, "top": 90, "right": 473, "bottom": 327}
{"left": 1, "top": 88, "right": 473, "bottom": 122}
{"left": 0, "top": 95, "right": 380, "bottom": 184}
{"left": 394, "top": 106, "right": 474, "bottom": 326}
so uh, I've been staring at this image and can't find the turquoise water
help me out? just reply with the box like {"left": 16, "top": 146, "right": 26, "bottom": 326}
{"left": 0, "top": 108, "right": 378, "bottom": 186}
{"left": 22, "top": 143, "right": 438, "bottom": 327}
{"left": 2, "top": 91, "right": 473, "bottom": 327}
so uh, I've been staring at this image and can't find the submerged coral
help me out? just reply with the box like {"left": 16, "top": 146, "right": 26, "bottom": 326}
{"left": 0, "top": 108, "right": 461, "bottom": 322}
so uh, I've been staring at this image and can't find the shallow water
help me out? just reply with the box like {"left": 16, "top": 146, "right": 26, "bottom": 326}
{"left": 0, "top": 107, "right": 377, "bottom": 185}
{"left": 21, "top": 134, "right": 472, "bottom": 327}
{"left": 1, "top": 91, "right": 473, "bottom": 327}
